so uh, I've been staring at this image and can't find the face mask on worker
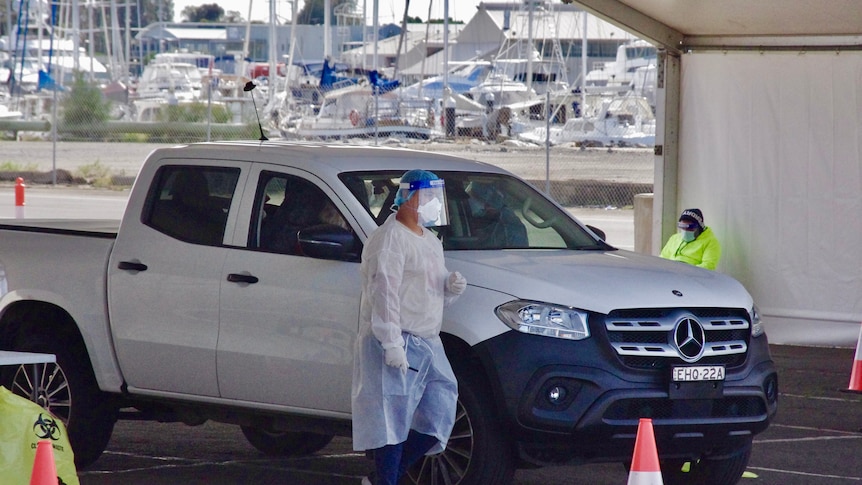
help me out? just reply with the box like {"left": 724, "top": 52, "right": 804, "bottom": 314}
{"left": 400, "top": 178, "right": 449, "bottom": 227}
{"left": 678, "top": 220, "right": 699, "bottom": 242}
{"left": 417, "top": 197, "right": 445, "bottom": 226}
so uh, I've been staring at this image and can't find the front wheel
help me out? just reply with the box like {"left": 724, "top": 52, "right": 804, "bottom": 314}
{"left": 240, "top": 426, "right": 334, "bottom": 456}
{"left": 403, "top": 371, "right": 515, "bottom": 485}
{"left": 8, "top": 330, "right": 118, "bottom": 469}
{"left": 661, "top": 440, "right": 753, "bottom": 485}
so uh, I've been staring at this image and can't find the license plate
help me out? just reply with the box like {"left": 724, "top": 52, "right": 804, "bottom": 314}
{"left": 672, "top": 365, "right": 725, "bottom": 382}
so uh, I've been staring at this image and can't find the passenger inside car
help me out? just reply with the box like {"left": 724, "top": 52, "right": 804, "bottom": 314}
{"left": 464, "top": 181, "right": 528, "bottom": 248}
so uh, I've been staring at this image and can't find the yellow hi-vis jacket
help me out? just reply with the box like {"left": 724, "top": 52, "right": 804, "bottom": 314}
{"left": 660, "top": 226, "right": 721, "bottom": 270}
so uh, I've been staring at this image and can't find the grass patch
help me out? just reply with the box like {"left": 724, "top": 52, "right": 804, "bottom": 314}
{"left": 76, "top": 160, "right": 114, "bottom": 187}
{"left": 0, "top": 161, "right": 39, "bottom": 172}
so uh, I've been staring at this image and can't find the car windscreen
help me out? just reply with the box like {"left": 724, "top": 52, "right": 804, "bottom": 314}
{"left": 339, "top": 170, "right": 609, "bottom": 251}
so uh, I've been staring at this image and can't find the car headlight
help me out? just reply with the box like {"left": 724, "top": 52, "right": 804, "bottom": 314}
{"left": 751, "top": 305, "right": 765, "bottom": 337}
{"left": 495, "top": 301, "right": 590, "bottom": 340}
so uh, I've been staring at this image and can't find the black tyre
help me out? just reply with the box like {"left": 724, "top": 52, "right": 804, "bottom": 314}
{"left": 403, "top": 371, "right": 515, "bottom": 485}
{"left": 661, "top": 440, "right": 752, "bottom": 485}
{"left": 240, "top": 426, "right": 335, "bottom": 456}
{"left": 9, "top": 330, "right": 118, "bottom": 469}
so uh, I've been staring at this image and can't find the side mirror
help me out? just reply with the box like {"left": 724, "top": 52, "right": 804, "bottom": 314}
{"left": 298, "top": 224, "right": 360, "bottom": 262}
{"left": 586, "top": 224, "right": 606, "bottom": 241}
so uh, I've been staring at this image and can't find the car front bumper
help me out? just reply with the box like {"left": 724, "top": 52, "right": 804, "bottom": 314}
{"left": 472, "top": 328, "right": 778, "bottom": 465}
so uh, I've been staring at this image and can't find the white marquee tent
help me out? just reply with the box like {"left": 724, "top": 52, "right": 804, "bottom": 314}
{"left": 574, "top": 0, "right": 862, "bottom": 346}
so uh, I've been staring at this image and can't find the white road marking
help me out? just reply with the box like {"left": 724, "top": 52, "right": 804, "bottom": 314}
{"left": 781, "top": 392, "right": 861, "bottom": 403}
{"left": 747, "top": 466, "right": 862, "bottom": 481}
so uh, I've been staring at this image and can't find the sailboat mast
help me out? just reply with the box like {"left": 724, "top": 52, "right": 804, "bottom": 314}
{"left": 393, "top": 0, "right": 410, "bottom": 78}
{"left": 269, "top": 0, "right": 277, "bottom": 105}
{"left": 581, "top": 9, "right": 587, "bottom": 113}
{"left": 372, "top": 0, "right": 378, "bottom": 73}
{"left": 416, "top": 0, "right": 432, "bottom": 101}
{"left": 526, "top": 0, "right": 533, "bottom": 92}
{"left": 72, "top": 0, "right": 80, "bottom": 73}
{"left": 361, "top": 0, "right": 367, "bottom": 71}
{"left": 324, "top": 0, "right": 331, "bottom": 58}
{"left": 443, "top": 0, "right": 448, "bottom": 97}
{"left": 238, "top": 0, "right": 253, "bottom": 97}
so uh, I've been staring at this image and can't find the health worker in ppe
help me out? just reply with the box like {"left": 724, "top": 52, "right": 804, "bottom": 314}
{"left": 660, "top": 208, "right": 721, "bottom": 270}
{"left": 352, "top": 169, "right": 466, "bottom": 485}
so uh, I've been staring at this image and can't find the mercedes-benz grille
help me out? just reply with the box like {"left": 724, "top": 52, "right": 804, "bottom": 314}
{"left": 604, "top": 308, "right": 750, "bottom": 369}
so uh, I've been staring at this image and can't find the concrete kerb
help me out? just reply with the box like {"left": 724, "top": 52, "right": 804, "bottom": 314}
{"left": 0, "top": 171, "right": 136, "bottom": 187}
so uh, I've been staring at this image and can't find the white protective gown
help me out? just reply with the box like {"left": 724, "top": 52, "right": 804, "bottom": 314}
{"left": 352, "top": 213, "right": 461, "bottom": 453}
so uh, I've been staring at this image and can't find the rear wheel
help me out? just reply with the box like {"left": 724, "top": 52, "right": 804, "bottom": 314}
{"left": 403, "top": 371, "right": 515, "bottom": 485}
{"left": 8, "top": 330, "right": 117, "bottom": 469}
{"left": 240, "top": 426, "right": 334, "bottom": 456}
{"left": 661, "top": 440, "right": 752, "bottom": 485}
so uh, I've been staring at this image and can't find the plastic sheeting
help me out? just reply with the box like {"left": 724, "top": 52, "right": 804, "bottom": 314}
{"left": 679, "top": 52, "right": 862, "bottom": 346}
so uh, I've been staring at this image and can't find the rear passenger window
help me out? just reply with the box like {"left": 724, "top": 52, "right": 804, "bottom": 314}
{"left": 144, "top": 166, "right": 240, "bottom": 246}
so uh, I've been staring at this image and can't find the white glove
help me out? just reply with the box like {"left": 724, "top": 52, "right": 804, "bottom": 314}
{"left": 384, "top": 346, "right": 409, "bottom": 372}
{"left": 447, "top": 271, "right": 466, "bottom": 295}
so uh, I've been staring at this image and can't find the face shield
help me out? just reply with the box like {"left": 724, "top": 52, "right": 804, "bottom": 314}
{"left": 401, "top": 178, "right": 449, "bottom": 227}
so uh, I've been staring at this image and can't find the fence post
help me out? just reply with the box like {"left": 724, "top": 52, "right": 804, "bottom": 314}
{"left": 634, "top": 193, "right": 654, "bottom": 254}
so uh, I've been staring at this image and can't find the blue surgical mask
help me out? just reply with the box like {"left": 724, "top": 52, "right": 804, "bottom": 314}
{"left": 681, "top": 230, "right": 696, "bottom": 242}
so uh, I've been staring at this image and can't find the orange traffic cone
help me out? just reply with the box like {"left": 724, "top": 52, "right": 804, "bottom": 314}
{"left": 846, "top": 323, "right": 862, "bottom": 393}
{"left": 30, "top": 440, "right": 58, "bottom": 485}
{"left": 627, "top": 418, "right": 663, "bottom": 485}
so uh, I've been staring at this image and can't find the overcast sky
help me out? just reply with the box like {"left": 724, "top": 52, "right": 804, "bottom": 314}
{"left": 172, "top": 0, "right": 492, "bottom": 24}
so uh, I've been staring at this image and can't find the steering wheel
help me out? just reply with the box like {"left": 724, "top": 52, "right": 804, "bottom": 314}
{"left": 521, "top": 198, "right": 557, "bottom": 229}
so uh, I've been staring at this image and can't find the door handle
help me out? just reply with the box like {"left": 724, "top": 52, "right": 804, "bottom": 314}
{"left": 118, "top": 261, "right": 148, "bottom": 272}
{"left": 227, "top": 273, "right": 259, "bottom": 284}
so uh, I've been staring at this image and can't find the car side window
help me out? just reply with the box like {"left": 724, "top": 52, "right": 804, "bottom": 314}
{"left": 144, "top": 165, "right": 240, "bottom": 246}
{"left": 249, "top": 171, "right": 356, "bottom": 258}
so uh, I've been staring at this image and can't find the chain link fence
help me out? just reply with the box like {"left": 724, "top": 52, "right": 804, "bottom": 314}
{"left": 0, "top": 78, "right": 654, "bottom": 212}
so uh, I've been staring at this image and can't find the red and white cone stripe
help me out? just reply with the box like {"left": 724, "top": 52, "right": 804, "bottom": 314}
{"left": 847, "top": 323, "right": 862, "bottom": 393}
{"left": 627, "top": 418, "right": 663, "bottom": 485}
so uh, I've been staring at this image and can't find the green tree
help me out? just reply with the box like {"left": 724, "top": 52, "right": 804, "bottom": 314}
{"left": 62, "top": 72, "right": 111, "bottom": 126}
{"left": 297, "top": 0, "right": 353, "bottom": 25}
{"left": 224, "top": 10, "right": 245, "bottom": 23}
{"left": 181, "top": 3, "right": 224, "bottom": 22}
{"left": 139, "top": 0, "right": 176, "bottom": 25}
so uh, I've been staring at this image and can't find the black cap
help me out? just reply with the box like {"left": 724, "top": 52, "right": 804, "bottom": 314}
{"left": 679, "top": 208, "right": 704, "bottom": 230}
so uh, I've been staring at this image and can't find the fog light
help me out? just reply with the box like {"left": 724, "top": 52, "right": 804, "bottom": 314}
{"left": 534, "top": 377, "right": 581, "bottom": 411}
{"left": 548, "top": 386, "right": 567, "bottom": 404}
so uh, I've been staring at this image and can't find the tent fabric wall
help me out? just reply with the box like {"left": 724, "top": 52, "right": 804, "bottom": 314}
{"left": 679, "top": 52, "right": 862, "bottom": 346}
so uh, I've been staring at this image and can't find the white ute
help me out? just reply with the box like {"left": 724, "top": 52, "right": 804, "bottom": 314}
{"left": 0, "top": 141, "right": 777, "bottom": 485}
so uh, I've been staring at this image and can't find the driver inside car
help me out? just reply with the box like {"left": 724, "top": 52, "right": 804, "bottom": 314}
{"left": 465, "top": 181, "right": 528, "bottom": 248}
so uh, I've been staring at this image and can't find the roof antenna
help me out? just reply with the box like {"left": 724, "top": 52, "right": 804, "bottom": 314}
{"left": 244, "top": 81, "right": 269, "bottom": 141}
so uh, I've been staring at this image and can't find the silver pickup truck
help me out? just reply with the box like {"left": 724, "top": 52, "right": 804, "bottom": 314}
{"left": 0, "top": 142, "right": 777, "bottom": 485}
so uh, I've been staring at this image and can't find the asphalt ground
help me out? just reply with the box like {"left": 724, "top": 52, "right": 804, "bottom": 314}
{"left": 74, "top": 345, "right": 862, "bottom": 484}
